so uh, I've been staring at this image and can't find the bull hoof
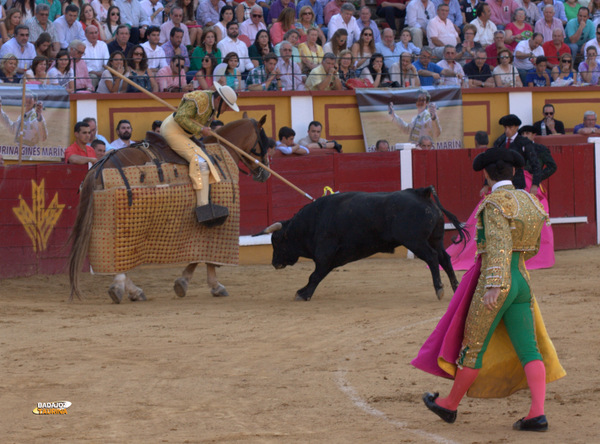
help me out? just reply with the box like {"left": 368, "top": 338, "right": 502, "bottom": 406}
{"left": 436, "top": 288, "right": 445, "bottom": 301}
{"left": 211, "top": 283, "right": 229, "bottom": 297}
{"left": 173, "top": 277, "right": 188, "bottom": 298}
{"left": 108, "top": 285, "right": 123, "bottom": 304}
{"left": 129, "top": 290, "right": 147, "bottom": 302}
{"left": 294, "top": 293, "right": 310, "bottom": 301}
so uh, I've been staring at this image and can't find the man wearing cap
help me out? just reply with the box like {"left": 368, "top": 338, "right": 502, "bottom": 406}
{"left": 490, "top": 114, "right": 541, "bottom": 196}
{"left": 416, "top": 147, "right": 564, "bottom": 431}
{"left": 160, "top": 83, "right": 239, "bottom": 226}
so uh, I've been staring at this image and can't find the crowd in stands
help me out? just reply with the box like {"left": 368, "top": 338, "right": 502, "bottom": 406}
{"left": 2, "top": 0, "right": 600, "bottom": 91}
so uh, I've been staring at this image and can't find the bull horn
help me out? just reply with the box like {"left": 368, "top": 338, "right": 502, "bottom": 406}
{"left": 252, "top": 222, "right": 283, "bottom": 236}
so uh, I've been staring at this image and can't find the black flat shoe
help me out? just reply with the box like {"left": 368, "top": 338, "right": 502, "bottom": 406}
{"left": 513, "top": 415, "right": 548, "bottom": 432}
{"left": 422, "top": 392, "right": 457, "bottom": 424}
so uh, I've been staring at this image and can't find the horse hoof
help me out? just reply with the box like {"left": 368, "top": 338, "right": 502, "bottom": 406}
{"left": 436, "top": 288, "right": 445, "bottom": 301}
{"left": 108, "top": 285, "right": 123, "bottom": 304}
{"left": 129, "top": 290, "right": 147, "bottom": 302}
{"left": 211, "top": 283, "right": 229, "bottom": 297}
{"left": 174, "top": 278, "right": 188, "bottom": 298}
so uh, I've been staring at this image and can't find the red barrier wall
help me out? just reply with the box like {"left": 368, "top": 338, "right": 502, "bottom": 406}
{"left": 0, "top": 164, "right": 87, "bottom": 278}
{"left": 0, "top": 144, "right": 595, "bottom": 278}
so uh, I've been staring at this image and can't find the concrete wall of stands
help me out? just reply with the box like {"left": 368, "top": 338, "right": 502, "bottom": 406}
{"left": 1, "top": 144, "right": 597, "bottom": 279}
{"left": 69, "top": 86, "right": 600, "bottom": 153}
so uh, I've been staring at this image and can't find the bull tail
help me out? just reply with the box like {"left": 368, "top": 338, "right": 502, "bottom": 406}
{"left": 67, "top": 173, "right": 96, "bottom": 302}
{"left": 429, "top": 186, "right": 469, "bottom": 246}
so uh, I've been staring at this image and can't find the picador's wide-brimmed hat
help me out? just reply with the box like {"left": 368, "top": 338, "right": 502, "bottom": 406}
{"left": 214, "top": 82, "right": 240, "bottom": 112}
{"left": 499, "top": 114, "right": 522, "bottom": 127}
{"left": 473, "top": 147, "right": 525, "bottom": 171}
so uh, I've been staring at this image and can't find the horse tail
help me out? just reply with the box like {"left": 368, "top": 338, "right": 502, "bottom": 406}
{"left": 429, "top": 186, "right": 469, "bottom": 246}
{"left": 68, "top": 172, "right": 96, "bottom": 301}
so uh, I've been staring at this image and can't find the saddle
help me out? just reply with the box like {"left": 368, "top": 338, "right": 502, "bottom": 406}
{"left": 141, "top": 131, "right": 187, "bottom": 165}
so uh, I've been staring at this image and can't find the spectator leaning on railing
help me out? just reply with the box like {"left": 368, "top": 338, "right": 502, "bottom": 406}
{"left": 65, "top": 121, "right": 97, "bottom": 165}
{"left": 305, "top": 52, "right": 343, "bottom": 90}
{"left": 246, "top": 52, "right": 281, "bottom": 90}
{"left": 157, "top": 55, "right": 193, "bottom": 92}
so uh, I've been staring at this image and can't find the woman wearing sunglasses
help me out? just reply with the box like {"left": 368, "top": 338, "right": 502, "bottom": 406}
{"left": 295, "top": 6, "right": 326, "bottom": 44}
{"left": 351, "top": 27, "right": 376, "bottom": 70}
{"left": 551, "top": 53, "right": 576, "bottom": 86}
{"left": 194, "top": 53, "right": 218, "bottom": 89}
{"left": 493, "top": 48, "right": 523, "bottom": 87}
{"left": 103, "top": 6, "right": 121, "bottom": 44}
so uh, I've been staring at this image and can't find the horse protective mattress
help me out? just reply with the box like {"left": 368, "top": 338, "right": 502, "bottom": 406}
{"left": 88, "top": 143, "right": 240, "bottom": 274}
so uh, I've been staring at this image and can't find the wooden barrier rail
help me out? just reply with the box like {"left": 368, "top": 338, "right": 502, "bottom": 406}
{"left": 0, "top": 145, "right": 595, "bottom": 278}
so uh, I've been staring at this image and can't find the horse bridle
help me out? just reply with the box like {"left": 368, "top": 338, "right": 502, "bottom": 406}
{"left": 237, "top": 120, "right": 267, "bottom": 176}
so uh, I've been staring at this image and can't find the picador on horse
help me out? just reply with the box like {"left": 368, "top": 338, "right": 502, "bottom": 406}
{"left": 69, "top": 83, "right": 272, "bottom": 303}
{"left": 161, "top": 82, "right": 240, "bottom": 226}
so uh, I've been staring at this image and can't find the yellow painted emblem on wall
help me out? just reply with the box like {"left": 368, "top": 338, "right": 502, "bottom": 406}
{"left": 13, "top": 179, "right": 65, "bottom": 252}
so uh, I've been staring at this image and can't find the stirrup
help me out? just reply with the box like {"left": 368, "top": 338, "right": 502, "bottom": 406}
{"left": 195, "top": 204, "right": 229, "bottom": 227}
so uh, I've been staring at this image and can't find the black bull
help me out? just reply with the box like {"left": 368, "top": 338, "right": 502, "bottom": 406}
{"left": 256, "top": 187, "right": 468, "bottom": 301}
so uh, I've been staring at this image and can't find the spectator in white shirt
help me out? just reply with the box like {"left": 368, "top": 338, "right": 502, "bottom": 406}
{"left": 140, "top": 0, "right": 165, "bottom": 27}
{"left": 115, "top": 0, "right": 150, "bottom": 43}
{"left": 54, "top": 5, "right": 86, "bottom": 50}
{"left": 83, "top": 25, "right": 110, "bottom": 88}
{"left": 160, "top": 6, "right": 191, "bottom": 46}
{"left": 470, "top": 2, "right": 498, "bottom": 47}
{"left": 328, "top": 3, "right": 361, "bottom": 47}
{"left": 217, "top": 21, "right": 254, "bottom": 73}
{"left": 240, "top": 5, "right": 267, "bottom": 42}
{"left": 427, "top": 3, "right": 460, "bottom": 58}
{"left": 406, "top": 0, "right": 437, "bottom": 48}
{"left": 141, "top": 26, "right": 168, "bottom": 74}
{"left": 110, "top": 119, "right": 135, "bottom": 150}
{"left": 0, "top": 25, "right": 37, "bottom": 73}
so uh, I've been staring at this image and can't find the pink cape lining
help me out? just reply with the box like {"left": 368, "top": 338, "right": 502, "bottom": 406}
{"left": 411, "top": 257, "right": 482, "bottom": 379}
{"left": 446, "top": 173, "right": 554, "bottom": 270}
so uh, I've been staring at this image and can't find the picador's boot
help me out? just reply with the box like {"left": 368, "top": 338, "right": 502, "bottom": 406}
{"left": 195, "top": 169, "right": 228, "bottom": 227}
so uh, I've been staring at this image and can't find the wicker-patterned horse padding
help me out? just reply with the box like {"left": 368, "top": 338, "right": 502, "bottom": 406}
{"left": 88, "top": 143, "right": 240, "bottom": 274}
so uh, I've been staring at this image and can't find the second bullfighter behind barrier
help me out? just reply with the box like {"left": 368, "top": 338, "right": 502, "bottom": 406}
{"left": 255, "top": 186, "right": 468, "bottom": 301}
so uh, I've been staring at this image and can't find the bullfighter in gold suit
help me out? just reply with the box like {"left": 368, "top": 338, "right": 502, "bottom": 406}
{"left": 418, "top": 147, "right": 565, "bottom": 432}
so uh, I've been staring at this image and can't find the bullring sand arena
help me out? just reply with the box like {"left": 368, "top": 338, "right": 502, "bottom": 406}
{"left": 1, "top": 247, "right": 599, "bottom": 443}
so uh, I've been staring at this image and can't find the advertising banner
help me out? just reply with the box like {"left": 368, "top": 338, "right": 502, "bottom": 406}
{"left": 0, "top": 85, "right": 70, "bottom": 162}
{"left": 355, "top": 87, "right": 464, "bottom": 151}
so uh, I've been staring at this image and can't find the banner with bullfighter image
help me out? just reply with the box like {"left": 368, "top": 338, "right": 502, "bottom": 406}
{"left": 0, "top": 85, "right": 70, "bottom": 162}
{"left": 356, "top": 87, "right": 464, "bottom": 151}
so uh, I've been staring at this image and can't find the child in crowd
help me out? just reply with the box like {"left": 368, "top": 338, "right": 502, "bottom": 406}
{"left": 275, "top": 126, "right": 309, "bottom": 155}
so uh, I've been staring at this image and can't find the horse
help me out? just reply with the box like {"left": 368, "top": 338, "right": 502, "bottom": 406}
{"left": 68, "top": 115, "right": 270, "bottom": 303}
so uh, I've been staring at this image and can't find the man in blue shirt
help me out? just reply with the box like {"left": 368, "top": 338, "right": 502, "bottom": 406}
{"left": 412, "top": 47, "right": 455, "bottom": 86}
{"left": 376, "top": 28, "right": 403, "bottom": 69}
{"left": 565, "top": 7, "right": 594, "bottom": 56}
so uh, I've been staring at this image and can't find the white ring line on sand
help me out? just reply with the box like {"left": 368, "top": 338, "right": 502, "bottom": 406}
{"left": 335, "top": 316, "right": 460, "bottom": 444}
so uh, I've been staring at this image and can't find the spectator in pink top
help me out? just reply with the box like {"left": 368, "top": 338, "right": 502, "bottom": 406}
{"left": 487, "top": 0, "right": 520, "bottom": 29}
{"left": 534, "top": 4, "right": 565, "bottom": 42}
